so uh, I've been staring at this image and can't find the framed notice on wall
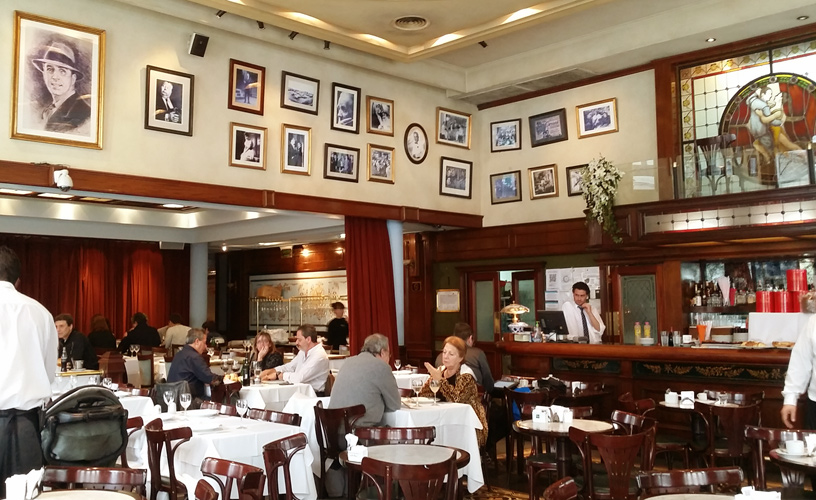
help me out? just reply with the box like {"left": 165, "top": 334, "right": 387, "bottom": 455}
{"left": 436, "top": 289, "right": 460, "bottom": 313}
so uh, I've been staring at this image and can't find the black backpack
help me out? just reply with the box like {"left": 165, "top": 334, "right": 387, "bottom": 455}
{"left": 41, "top": 386, "right": 128, "bottom": 466}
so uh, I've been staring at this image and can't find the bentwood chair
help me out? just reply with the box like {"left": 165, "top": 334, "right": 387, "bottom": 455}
{"left": 354, "top": 426, "right": 436, "bottom": 445}
{"left": 744, "top": 425, "right": 815, "bottom": 490}
{"left": 313, "top": 401, "right": 366, "bottom": 497}
{"left": 247, "top": 408, "right": 302, "bottom": 426}
{"left": 637, "top": 466, "right": 744, "bottom": 497}
{"left": 570, "top": 426, "right": 652, "bottom": 500}
{"left": 504, "top": 388, "right": 552, "bottom": 473}
{"left": 617, "top": 392, "right": 656, "bottom": 415}
{"left": 194, "top": 479, "right": 218, "bottom": 500}
{"left": 696, "top": 400, "right": 762, "bottom": 476}
{"left": 144, "top": 418, "right": 192, "bottom": 500}
{"left": 359, "top": 454, "right": 458, "bottom": 500}
{"left": 200, "top": 456, "right": 265, "bottom": 500}
{"left": 262, "top": 432, "right": 308, "bottom": 500}
{"left": 120, "top": 416, "right": 144, "bottom": 468}
{"left": 42, "top": 466, "right": 147, "bottom": 496}
{"left": 200, "top": 401, "right": 239, "bottom": 416}
{"left": 543, "top": 476, "right": 579, "bottom": 500}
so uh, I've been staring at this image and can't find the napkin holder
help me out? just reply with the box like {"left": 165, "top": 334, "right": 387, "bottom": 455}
{"left": 345, "top": 433, "right": 368, "bottom": 463}
{"left": 735, "top": 486, "right": 781, "bottom": 499}
{"left": 532, "top": 406, "right": 551, "bottom": 423}
{"left": 679, "top": 391, "right": 695, "bottom": 409}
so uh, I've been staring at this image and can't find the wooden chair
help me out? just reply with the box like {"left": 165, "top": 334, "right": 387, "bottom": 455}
{"left": 247, "top": 408, "right": 302, "bottom": 426}
{"left": 200, "top": 456, "right": 265, "bottom": 500}
{"left": 503, "top": 388, "right": 551, "bottom": 473}
{"left": 359, "top": 453, "right": 458, "bottom": 500}
{"left": 127, "top": 387, "right": 151, "bottom": 396}
{"left": 354, "top": 426, "right": 436, "bottom": 445}
{"left": 151, "top": 380, "right": 191, "bottom": 413}
{"left": 262, "top": 432, "right": 308, "bottom": 500}
{"left": 137, "top": 354, "right": 155, "bottom": 387}
{"left": 144, "top": 418, "right": 192, "bottom": 500}
{"left": 696, "top": 400, "right": 762, "bottom": 475}
{"left": 200, "top": 401, "right": 238, "bottom": 416}
{"left": 543, "top": 476, "right": 578, "bottom": 500}
{"left": 313, "top": 401, "right": 366, "bottom": 497}
{"left": 42, "top": 466, "right": 147, "bottom": 496}
{"left": 120, "top": 416, "right": 144, "bottom": 468}
{"left": 610, "top": 410, "right": 658, "bottom": 470}
{"left": 744, "top": 425, "right": 812, "bottom": 490}
{"left": 617, "top": 392, "right": 656, "bottom": 415}
{"left": 398, "top": 388, "right": 414, "bottom": 398}
{"left": 194, "top": 479, "right": 218, "bottom": 500}
{"left": 642, "top": 404, "right": 703, "bottom": 469}
{"left": 98, "top": 351, "right": 127, "bottom": 385}
{"left": 637, "top": 466, "right": 744, "bottom": 497}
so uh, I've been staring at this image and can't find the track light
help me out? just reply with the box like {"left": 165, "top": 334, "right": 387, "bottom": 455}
{"left": 215, "top": 10, "right": 226, "bottom": 18}
{"left": 288, "top": 31, "right": 298, "bottom": 40}
{"left": 478, "top": 40, "right": 488, "bottom": 48}
{"left": 257, "top": 21, "right": 265, "bottom": 30}
{"left": 324, "top": 40, "right": 330, "bottom": 50}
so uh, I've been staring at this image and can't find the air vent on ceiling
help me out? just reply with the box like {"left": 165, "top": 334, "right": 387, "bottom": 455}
{"left": 392, "top": 16, "right": 429, "bottom": 31}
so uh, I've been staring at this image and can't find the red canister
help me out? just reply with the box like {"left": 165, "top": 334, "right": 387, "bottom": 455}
{"left": 787, "top": 269, "right": 807, "bottom": 291}
{"left": 790, "top": 290, "right": 806, "bottom": 312}
{"left": 772, "top": 290, "right": 789, "bottom": 313}
{"left": 755, "top": 291, "right": 772, "bottom": 312}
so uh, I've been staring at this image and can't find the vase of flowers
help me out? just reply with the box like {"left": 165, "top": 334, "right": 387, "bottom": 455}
{"left": 581, "top": 155, "right": 624, "bottom": 243}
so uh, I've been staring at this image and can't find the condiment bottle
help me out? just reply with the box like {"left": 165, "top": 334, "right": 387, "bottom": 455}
{"left": 634, "top": 321, "right": 642, "bottom": 345}
{"left": 644, "top": 321, "right": 651, "bottom": 339}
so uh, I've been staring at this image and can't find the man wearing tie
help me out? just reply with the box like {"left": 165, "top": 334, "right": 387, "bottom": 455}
{"left": 561, "top": 281, "right": 605, "bottom": 344}
{"left": 156, "top": 80, "right": 181, "bottom": 123}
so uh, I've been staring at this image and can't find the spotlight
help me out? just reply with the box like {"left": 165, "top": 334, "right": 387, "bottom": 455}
{"left": 324, "top": 40, "right": 330, "bottom": 50}
{"left": 705, "top": 37, "right": 716, "bottom": 43}
{"left": 257, "top": 21, "right": 265, "bottom": 30}
{"left": 215, "top": 10, "right": 226, "bottom": 18}
{"left": 221, "top": 243, "right": 227, "bottom": 252}
{"left": 288, "top": 31, "right": 299, "bottom": 40}
{"left": 797, "top": 15, "right": 810, "bottom": 21}
{"left": 478, "top": 40, "right": 488, "bottom": 48}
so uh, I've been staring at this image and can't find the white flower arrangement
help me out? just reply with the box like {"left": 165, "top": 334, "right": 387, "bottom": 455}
{"left": 581, "top": 155, "right": 624, "bottom": 243}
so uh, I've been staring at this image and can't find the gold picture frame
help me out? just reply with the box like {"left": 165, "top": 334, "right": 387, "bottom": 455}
{"left": 367, "top": 144, "right": 395, "bottom": 184}
{"left": 576, "top": 97, "right": 618, "bottom": 138}
{"left": 436, "top": 289, "right": 460, "bottom": 313}
{"left": 281, "top": 123, "right": 311, "bottom": 175}
{"left": 436, "top": 107, "right": 471, "bottom": 149}
{"left": 229, "top": 122, "right": 266, "bottom": 170}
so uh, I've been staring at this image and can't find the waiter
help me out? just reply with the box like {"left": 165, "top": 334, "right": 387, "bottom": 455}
{"left": 0, "top": 246, "right": 58, "bottom": 496}
{"left": 561, "top": 281, "right": 605, "bottom": 344}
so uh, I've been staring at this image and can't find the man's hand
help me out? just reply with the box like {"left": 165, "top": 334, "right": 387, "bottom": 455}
{"left": 781, "top": 404, "right": 798, "bottom": 429}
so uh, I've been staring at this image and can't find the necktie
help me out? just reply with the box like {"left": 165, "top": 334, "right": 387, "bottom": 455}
{"left": 579, "top": 305, "right": 589, "bottom": 338}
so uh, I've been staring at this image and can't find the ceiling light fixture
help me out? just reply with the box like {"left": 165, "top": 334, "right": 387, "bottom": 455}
{"left": 288, "top": 31, "right": 298, "bottom": 40}
{"left": 478, "top": 41, "right": 488, "bottom": 48}
{"left": 340, "top": 233, "right": 346, "bottom": 239}
{"left": 0, "top": 188, "right": 34, "bottom": 195}
{"left": 302, "top": 247, "right": 312, "bottom": 257}
{"left": 215, "top": 10, "right": 226, "bottom": 18}
{"left": 38, "top": 193, "right": 75, "bottom": 199}
{"left": 161, "top": 203, "right": 185, "bottom": 209}
{"left": 797, "top": 15, "right": 810, "bottom": 21}
{"left": 221, "top": 243, "right": 227, "bottom": 252}
{"left": 323, "top": 40, "right": 330, "bottom": 50}
{"left": 705, "top": 37, "right": 716, "bottom": 43}
{"left": 505, "top": 8, "right": 541, "bottom": 24}
{"left": 257, "top": 21, "right": 265, "bottom": 30}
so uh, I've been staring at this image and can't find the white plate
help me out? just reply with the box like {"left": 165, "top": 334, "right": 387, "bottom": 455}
{"left": 189, "top": 420, "right": 221, "bottom": 432}
{"left": 401, "top": 397, "right": 435, "bottom": 404}
{"left": 777, "top": 449, "right": 808, "bottom": 457}
{"left": 114, "top": 391, "right": 132, "bottom": 398}
{"left": 261, "top": 380, "right": 287, "bottom": 385}
{"left": 185, "top": 409, "right": 218, "bottom": 418}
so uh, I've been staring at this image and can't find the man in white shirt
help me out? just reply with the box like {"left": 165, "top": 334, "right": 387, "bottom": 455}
{"left": 163, "top": 313, "right": 190, "bottom": 349}
{"left": 561, "top": 281, "right": 605, "bottom": 344}
{"left": 0, "top": 246, "right": 58, "bottom": 497}
{"left": 265, "top": 324, "right": 329, "bottom": 395}
{"left": 780, "top": 293, "right": 816, "bottom": 429}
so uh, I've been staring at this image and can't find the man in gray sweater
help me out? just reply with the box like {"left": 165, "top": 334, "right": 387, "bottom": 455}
{"left": 329, "top": 333, "right": 400, "bottom": 427}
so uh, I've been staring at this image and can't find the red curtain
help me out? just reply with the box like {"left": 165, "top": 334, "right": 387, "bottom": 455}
{"left": 0, "top": 234, "right": 189, "bottom": 336}
{"left": 344, "top": 217, "right": 397, "bottom": 354}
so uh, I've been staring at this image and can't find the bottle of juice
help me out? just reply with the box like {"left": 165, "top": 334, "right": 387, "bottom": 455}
{"left": 644, "top": 321, "right": 651, "bottom": 339}
{"left": 634, "top": 321, "right": 642, "bottom": 345}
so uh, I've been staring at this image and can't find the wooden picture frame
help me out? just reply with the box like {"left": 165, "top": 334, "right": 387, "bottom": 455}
{"left": 566, "top": 164, "right": 587, "bottom": 196}
{"left": 280, "top": 71, "right": 319, "bottom": 115}
{"left": 228, "top": 59, "right": 264, "bottom": 115}
{"left": 439, "top": 157, "right": 472, "bottom": 198}
{"left": 228, "top": 122, "right": 266, "bottom": 170}
{"left": 576, "top": 97, "right": 618, "bottom": 138}
{"left": 324, "top": 143, "right": 360, "bottom": 182}
{"left": 366, "top": 96, "right": 394, "bottom": 136}
{"left": 528, "top": 108, "right": 568, "bottom": 147}
{"left": 490, "top": 119, "right": 521, "bottom": 152}
{"left": 529, "top": 164, "right": 559, "bottom": 199}
{"left": 145, "top": 65, "right": 194, "bottom": 136}
{"left": 436, "top": 289, "right": 460, "bottom": 313}
{"left": 404, "top": 123, "right": 428, "bottom": 164}
{"left": 367, "top": 144, "right": 395, "bottom": 184}
{"left": 490, "top": 170, "right": 522, "bottom": 204}
{"left": 11, "top": 11, "right": 105, "bottom": 149}
{"left": 281, "top": 124, "right": 311, "bottom": 175}
{"left": 331, "top": 82, "right": 361, "bottom": 134}
{"left": 436, "top": 107, "right": 471, "bottom": 149}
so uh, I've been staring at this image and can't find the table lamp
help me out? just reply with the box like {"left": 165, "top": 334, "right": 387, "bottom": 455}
{"left": 501, "top": 303, "right": 530, "bottom": 333}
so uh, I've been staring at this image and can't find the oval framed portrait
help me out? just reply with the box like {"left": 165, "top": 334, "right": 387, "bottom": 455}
{"left": 404, "top": 123, "right": 428, "bottom": 164}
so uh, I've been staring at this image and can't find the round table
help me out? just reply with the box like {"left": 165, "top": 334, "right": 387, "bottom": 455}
{"left": 646, "top": 495, "right": 733, "bottom": 500}
{"left": 769, "top": 448, "right": 816, "bottom": 490}
{"left": 39, "top": 491, "right": 143, "bottom": 500}
{"left": 513, "top": 419, "right": 613, "bottom": 478}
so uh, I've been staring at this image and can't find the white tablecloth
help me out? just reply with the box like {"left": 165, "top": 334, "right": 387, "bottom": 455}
{"left": 281, "top": 393, "right": 331, "bottom": 477}
{"left": 240, "top": 382, "right": 316, "bottom": 411}
{"left": 120, "top": 394, "right": 159, "bottom": 419}
{"left": 392, "top": 371, "right": 430, "bottom": 390}
{"left": 123, "top": 356, "right": 167, "bottom": 388}
{"left": 51, "top": 370, "right": 103, "bottom": 394}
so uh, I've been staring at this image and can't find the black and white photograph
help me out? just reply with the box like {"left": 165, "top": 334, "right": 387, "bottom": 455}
{"left": 145, "top": 66, "right": 194, "bottom": 136}
{"left": 490, "top": 170, "right": 522, "bottom": 204}
{"left": 368, "top": 144, "right": 394, "bottom": 184}
{"left": 528, "top": 108, "right": 568, "bottom": 147}
{"left": 529, "top": 164, "right": 559, "bottom": 199}
{"left": 229, "top": 122, "right": 266, "bottom": 170}
{"left": 228, "top": 59, "right": 264, "bottom": 115}
{"left": 280, "top": 71, "right": 319, "bottom": 115}
{"left": 324, "top": 143, "right": 360, "bottom": 182}
{"left": 490, "top": 119, "right": 521, "bottom": 152}
{"left": 331, "top": 82, "right": 361, "bottom": 134}
{"left": 11, "top": 12, "right": 105, "bottom": 149}
{"left": 437, "top": 107, "right": 471, "bottom": 149}
{"left": 566, "top": 164, "right": 587, "bottom": 196}
{"left": 439, "top": 157, "right": 473, "bottom": 198}
{"left": 404, "top": 123, "right": 428, "bottom": 164}
{"left": 367, "top": 96, "right": 394, "bottom": 136}
{"left": 576, "top": 97, "right": 618, "bottom": 138}
{"left": 281, "top": 124, "right": 311, "bottom": 175}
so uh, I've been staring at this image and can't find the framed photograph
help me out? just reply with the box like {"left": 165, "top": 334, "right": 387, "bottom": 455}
{"left": 490, "top": 119, "right": 521, "bottom": 152}
{"left": 229, "top": 122, "right": 266, "bottom": 170}
{"left": 324, "top": 143, "right": 360, "bottom": 182}
{"left": 490, "top": 170, "right": 522, "bottom": 204}
{"left": 228, "top": 59, "right": 264, "bottom": 115}
{"left": 145, "top": 65, "right": 194, "bottom": 136}
{"left": 366, "top": 96, "right": 394, "bottom": 136}
{"left": 367, "top": 144, "right": 394, "bottom": 184}
{"left": 436, "top": 107, "right": 471, "bottom": 149}
{"left": 331, "top": 82, "right": 361, "bottom": 134}
{"left": 280, "top": 71, "right": 319, "bottom": 115}
{"left": 404, "top": 123, "right": 428, "bottom": 164}
{"left": 281, "top": 124, "right": 311, "bottom": 175}
{"left": 439, "top": 157, "right": 472, "bottom": 199}
{"left": 528, "top": 108, "right": 568, "bottom": 147}
{"left": 529, "top": 164, "right": 559, "bottom": 199}
{"left": 566, "top": 164, "right": 587, "bottom": 196}
{"left": 11, "top": 12, "right": 105, "bottom": 149}
{"left": 436, "top": 289, "right": 460, "bottom": 313}
{"left": 576, "top": 97, "right": 618, "bottom": 138}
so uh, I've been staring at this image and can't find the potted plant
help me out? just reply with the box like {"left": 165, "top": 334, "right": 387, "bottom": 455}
{"left": 581, "top": 155, "right": 624, "bottom": 243}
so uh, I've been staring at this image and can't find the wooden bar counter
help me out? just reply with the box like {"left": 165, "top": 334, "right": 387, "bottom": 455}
{"left": 497, "top": 340, "right": 796, "bottom": 428}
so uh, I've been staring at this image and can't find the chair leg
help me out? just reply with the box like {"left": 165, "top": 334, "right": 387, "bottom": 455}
{"left": 506, "top": 434, "right": 514, "bottom": 473}
{"left": 516, "top": 434, "right": 525, "bottom": 475}
{"left": 527, "top": 463, "right": 536, "bottom": 500}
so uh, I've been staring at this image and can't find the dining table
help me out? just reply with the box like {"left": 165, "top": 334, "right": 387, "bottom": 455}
{"left": 38, "top": 491, "right": 144, "bottom": 500}
{"left": 645, "top": 495, "right": 734, "bottom": 500}
{"left": 769, "top": 448, "right": 816, "bottom": 490}
{"left": 392, "top": 370, "right": 430, "bottom": 390}
{"left": 51, "top": 370, "right": 104, "bottom": 394}
{"left": 239, "top": 380, "right": 316, "bottom": 410}
{"left": 513, "top": 418, "right": 613, "bottom": 478}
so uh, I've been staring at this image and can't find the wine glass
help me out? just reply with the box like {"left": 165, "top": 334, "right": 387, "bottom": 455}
{"left": 429, "top": 379, "right": 441, "bottom": 405}
{"left": 411, "top": 378, "right": 423, "bottom": 406}
{"left": 89, "top": 375, "right": 100, "bottom": 386}
{"left": 236, "top": 399, "right": 248, "bottom": 422}
{"left": 163, "top": 390, "right": 175, "bottom": 412}
{"left": 394, "top": 359, "right": 401, "bottom": 371}
{"left": 225, "top": 359, "right": 234, "bottom": 374}
{"left": 69, "top": 375, "right": 78, "bottom": 390}
{"left": 128, "top": 345, "right": 136, "bottom": 357}
{"left": 133, "top": 344, "right": 141, "bottom": 356}
{"left": 207, "top": 347, "right": 215, "bottom": 358}
{"left": 252, "top": 361, "right": 262, "bottom": 385}
{"left": 102, "top": 377, "right": 112, "bottom": 390}
{"left": 180, "top": 393, "right": 192, "bottom": 416}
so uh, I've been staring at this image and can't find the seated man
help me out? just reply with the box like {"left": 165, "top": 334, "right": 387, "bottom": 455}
{"left": 434, "top": 322, "right": 494, "bottom": 392}
{"left": 163, "top": 312, "right": 189, "bottom": 349}
{"left": 264, "top": 324, "right": 329, "bottom": 396}
{"left": 119, "top": 312, "right": 161, "bottom": 354}
{"left": 167, "top": 328, "right": 222, "bottom": 401}
{"left": 55, "top": 313, "right": 98, "bottom": 370}
{"left": 329, "top": 333, "right": 400, "bottom": 427}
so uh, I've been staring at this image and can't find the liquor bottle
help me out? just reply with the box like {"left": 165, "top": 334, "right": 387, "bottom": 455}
{"left": 241, "top": 359, "right": 250, "bottom": 387}
{"left": 60, "top": 347, "right": 68, "bottom": 373}
{"left": 701, "top": 282, "right": 710, "bottom": 306}
{"left": 693, "top": 284, "right": 702, "bottom": 307}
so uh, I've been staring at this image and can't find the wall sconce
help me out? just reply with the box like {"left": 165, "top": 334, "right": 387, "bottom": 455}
{"left": 301, "top": 247, "right": 311, "bottom": 257}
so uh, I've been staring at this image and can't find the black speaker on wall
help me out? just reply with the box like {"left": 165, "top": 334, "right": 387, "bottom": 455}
{"left": 189, "top": 33, "right": 209, "bottom": 57}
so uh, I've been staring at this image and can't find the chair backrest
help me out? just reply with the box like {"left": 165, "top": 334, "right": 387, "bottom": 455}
{"left": 360, "top": 453, "right": 457, "bottom": 500}
{"left": 314, "top": 401, "right": 366, "bottom": 459}
{"left": 618, "top": 392, "right": 656, "bottom": 415}
{"left": 200, "top": 401, "right": 238, "bottom": 416}
{"left": 98, "top": 351, "right": 127, "bottom": 385}
{"left": 354, "top": 426, "right": 436, "bottom": 445}
{"left": 697, "top": 400, "right": 762, "bottom": 461}
{"left": 262, "top": 433, "right": 308, "bottom": 500}
{"left": 137, "top": 354, "right": 155, "bottom": 387}
{"left": 398, "top": 388, "right": 414, "bottom": 398}
{"left": 570, "top": 426, "right": 650, "bottom": 500}
{"left": 151, "top": 380, "right": 191, "bottom": 412}
{"left": 42, "top": 466, "right": 147, "bottom": 495}
{"left": 543, "top": 476, "right": 578, "bottom": 500}
{"left": 195, "top": 479, "right": 218, "bottom": 500}
{"left": 325, "top": 371, "right": 336, "bottom": 396}
{"left": 200, "top": 456, "right": 265, "bottom": 500}
{"left": 637, "top": 466, "right": 744, "bottom": 497}
{"left": 247, "top": 408, "right": 302, "bottom": 426}
{"left": 144, "top": 418, "right": 192, "bottom": 500}
{"left": 745, "top": 425, "right": 809, "bottom": 490}
{"left": 504, "top": 388, "right": 551, "bottom": 423}
{"left": 121, "top": 416, "right": 144, "bottom": 468}
{"left": 611, "top": 410, "right": 654, "bottom": 435}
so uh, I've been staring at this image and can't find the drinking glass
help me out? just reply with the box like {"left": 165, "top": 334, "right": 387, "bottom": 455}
{"left": 253, "top": 361, "right": 262, "bottom": 385}
{"left": 236, "top": 399, "right": 248, "bottom": 422}
{"left": 717, "top": 391, "right": 729, "bottom": 405}
{"left": 102, "top": 377, "right": 113, "bottom": 389}
{"left": 207, "top": 347, "right": 215, "bottom": 358}
{"left": 394, "top": 359, "right": 401, "bottom": 371}
{"left": 89, "top": 375, "right": 100, "bottom": 386}
{"left": 69, "top": 375, "right": 78, "bottom": 389}
{"left": 411, "top": 378, "right": 423, "bottom": 406}
{"left": 133, "top": 344, "right": 141, "bottom": 356}
{"left": 163, "top": 390, "right": 175, "bottom": 411}
{"left": 180, "top": 393, "right": 192, "bottom": 416}
{"left": 429, "top": 379, "right": 441, "bottom": 405}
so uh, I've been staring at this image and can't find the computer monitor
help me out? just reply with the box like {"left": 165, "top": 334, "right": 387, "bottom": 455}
{"left": 536, "top": 310, "right": 569, "bottom": 336}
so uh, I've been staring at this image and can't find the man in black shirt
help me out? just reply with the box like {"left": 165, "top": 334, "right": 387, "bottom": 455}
{"left": 55, "top": 313, "right": 98, "bottom": 370}
{"left": 326, "top": 301, "right": 348, "bottom": 350}
{"left": 119, "top": 312, "right": 161, "bottom": 354}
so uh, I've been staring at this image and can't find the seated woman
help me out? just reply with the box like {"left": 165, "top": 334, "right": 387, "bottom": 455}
{"left": 88, "top": 313, "right": 116, "bottom": 349}
{"left": 421, "top": 335, "right": 488, "bottom": 446}
{"left": 254, "top": 331, "right": 283, "bottom": 379}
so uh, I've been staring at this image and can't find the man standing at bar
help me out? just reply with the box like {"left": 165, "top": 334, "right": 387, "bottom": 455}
{"left": 781, "top": 292, "right": 816, "bottom": 429}
{"left": 562, "top": 281, "right": 605, "bottom": 344}
{"left": 0, "top": 246, "right": 58, "bottom": 497}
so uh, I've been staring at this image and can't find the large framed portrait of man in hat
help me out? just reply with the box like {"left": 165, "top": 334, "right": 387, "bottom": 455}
{"left": 11, "top": 12, "right": 105, "bottom": 149}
